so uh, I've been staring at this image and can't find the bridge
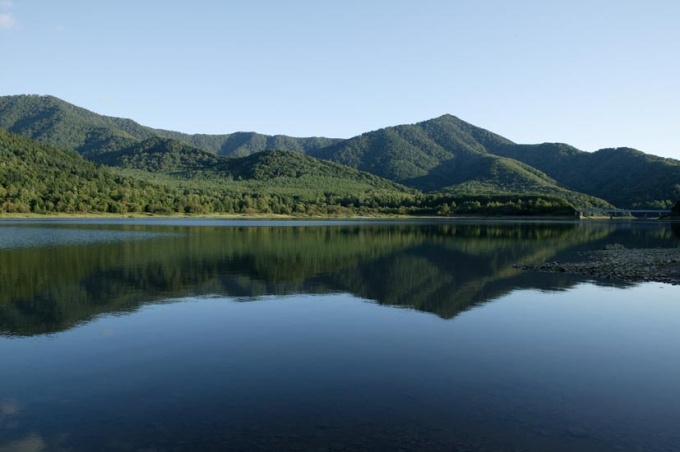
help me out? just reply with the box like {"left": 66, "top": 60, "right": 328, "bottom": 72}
{"left": 577, "top": 209, "right": 672, "bottom": 219}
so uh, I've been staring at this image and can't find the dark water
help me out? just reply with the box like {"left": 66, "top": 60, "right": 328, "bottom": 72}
{"left": 0, "top": 219, "right": 679, "bottom": 451}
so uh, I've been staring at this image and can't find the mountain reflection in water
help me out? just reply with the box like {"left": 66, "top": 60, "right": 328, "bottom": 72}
{"left": 1, "top": 220, "right": 677, "bottom": 336}
{"left": 2, "top": 220, "right": 680, "bottom": 452}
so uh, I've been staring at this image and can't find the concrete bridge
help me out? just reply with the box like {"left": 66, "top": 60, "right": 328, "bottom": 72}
{"left": 577, "top": 209, "right": 672, "bottom": 219}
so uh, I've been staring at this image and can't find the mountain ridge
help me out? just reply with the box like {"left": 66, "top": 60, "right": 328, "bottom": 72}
{"left": 0, "top": 95, "right": 341, "bottom": 158}
{"left": 0, "top": 128, "right": 421, "bottom": 216}
{"left": 1, "top": 94, "right": 678, "bottom": 209}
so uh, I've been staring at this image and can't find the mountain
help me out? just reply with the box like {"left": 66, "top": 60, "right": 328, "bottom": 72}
{"left": 218, "top": 149, "right": 413, "bottom": 190}
{"left": 0, "top": 129, "right": 421, "bottom": 216}
{"left": 155, "top": 130, "right": 339, "bottom": 157}
{"left": 311, "top": 114, "right": 513, "bottom": 184}
{"left": 94, "top": 137, "right": 222, "bottom": 171}
{"left": 0, "top": 94, "right": 153, "bottom": 157}
{"left": 492, "top": 144, "right": 680, "bottom": 208}
{"left": 0, "top": 128, "right": 190, "bottom": 214}
{"left": 309, "top": 115, "right": 613, "bottom": 207}
{"left": 310, "top": 114, "right": 679, "bottom": 208}
{"left": 93, "top": 135, "right": 413, "bottom": 194}
{"left": 1, "top": 94, "right": 677, "bottom": 208}
{"left": 308, "top": 113, "right": 553, "bottom": 192}
{"left": 0, "top": 95, "right": 339, "bottom": 159}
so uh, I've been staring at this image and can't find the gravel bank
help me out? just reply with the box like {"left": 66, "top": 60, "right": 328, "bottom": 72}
{"left": 514, "top": 245, "right": 680, "bottom": 285}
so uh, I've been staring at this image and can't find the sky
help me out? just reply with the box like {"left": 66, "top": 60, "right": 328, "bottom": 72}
{"left": 1, "top": 0, "right": 679, "bottom": 159}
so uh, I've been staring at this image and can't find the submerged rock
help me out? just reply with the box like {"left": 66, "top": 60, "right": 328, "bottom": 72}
{"left": 513, "top": 248, "right": 680, "bottom": 285}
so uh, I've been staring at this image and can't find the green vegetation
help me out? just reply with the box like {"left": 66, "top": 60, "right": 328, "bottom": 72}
{"left": 309, "top": 115, "right": 664, "bottom": 208}
{"left": 2, "top": 94, "right": 676, "bottom": 213}
{"left": 94, "top": 137, "right": 222, "bottom": 171}
{"left": 311, "top": 114, "right": 510, "bottom": 183}
{"left": 0, "top": 129, "right": 581, "bottom": 216}
{"left": 0, "top": 129, "right": 187, "bottom": 214}
{"left": 0, "top": 129, "right": 409, "bottom": 215}
{"left": 0, "top": 94, "right": 339, "bottom": 157}
{"left": 493, "top": 144, "right": 680, "bottom": 208}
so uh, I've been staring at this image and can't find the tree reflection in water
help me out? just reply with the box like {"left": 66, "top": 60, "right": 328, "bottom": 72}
{"left": 1, "top": 220, "right": 677, "bottom": 336}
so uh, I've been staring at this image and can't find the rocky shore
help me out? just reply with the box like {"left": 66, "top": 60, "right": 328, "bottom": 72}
{"left": 514, "top": 244, "right": 680, "bottom": 285}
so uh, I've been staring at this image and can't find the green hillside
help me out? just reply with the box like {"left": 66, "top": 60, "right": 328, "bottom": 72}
{"left": 0, "top": 94, "right": 152, "bottom": 155}
{"left": 0, "top": 129, "right": 416, "bottom": 216}
{"left": 310, "top": 114, "right": 512, "bottom": 183}
{"left": 94, "top": 136, "right": 414, "bottom": 196}
{"left": 113, "top": 148, "right": 419, "bottom": 215}
{"left": 310, "top": 115, "right": 611, "bottom": 207}
{"left": 156, "top": 131, "right": 339, "bottom": 157}
{"left": 0, "top": 95, "right": 339, "bottom": 158}
{"left": 1, "top": 94, "right": 675, "bottom": 209}
{"left": 219, "top": 149, "right": 411, "bottom": 187}
{"left": 0, "top": 129, "right": 577, "bottom": 217}
{"left": 493, "top": 144, "right": 680, "bottom": 208}
{"left": 0, "top": 129, "right": 190, "bottom": 214}
{"left": 94, "top": 137, "right": 221, "bottom": 171}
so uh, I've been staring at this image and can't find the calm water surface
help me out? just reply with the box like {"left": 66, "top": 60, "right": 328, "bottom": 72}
{"left": 1, "top": 219, "right": 679, "bottom": 451}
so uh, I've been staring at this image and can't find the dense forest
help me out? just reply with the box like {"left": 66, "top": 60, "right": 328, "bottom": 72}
{"left": 1, "top": 94, "right": 678, "bottom": 213}
{"left": 0, "top": 129, "right": 183, "bottom": 214}
{"left": 492, "top": 144, "right": 680, "bottom": 208}
{"left": 0, "top": 94, "right": 339, "bottom": 157}
{"left": 0, "top": 129, "right": 580, "bottom": 216}
{"left": 309, "top": 114, "right": 680, "bottom": 208}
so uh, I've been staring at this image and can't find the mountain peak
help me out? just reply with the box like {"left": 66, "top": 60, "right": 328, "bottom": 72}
{"left": 1, "top": 94, "right": 678, "bottom": 209}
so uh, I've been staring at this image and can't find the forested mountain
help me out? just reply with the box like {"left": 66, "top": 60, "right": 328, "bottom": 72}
{"left": 0, "top": 95, "right": 339, "bottom": 158}
{"left": 1, "top": 94, "right": 677, "bottom": 209}
{"left": 0, "top": 94, "right": 151, "bottom": 155}
{"left": 0, "top": 129, "right": 583, "bottom": 216}
{"left": 0, "top": 129, "right": 419, "bottom": 215}
{"left": 492, "top": 144, "right": 680, "bottom": 208}
{"left": 0, "top": 128, "right": 188, "bottom": 214}
{"left": 216, "top": 149, "right": 412, "bottom": 189}
{"left": 308, "top": 114, "right": 563, "bottom": 194}
{"left": 310, "top": 114, "right": 513, "bottom": 184}
{"left": 309, "top": 115, "right": 680, "bottom": 208}
{"left": 94, "top": 137, "right": 222, "bottom": 171}
{"left": 92, "top": 136, "right": 414, "bottom": 194}
{"left": 154, "top": 130, "right": 339, "bottom": 157}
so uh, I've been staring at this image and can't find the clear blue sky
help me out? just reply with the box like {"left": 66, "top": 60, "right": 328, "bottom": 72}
{"left": 2, "top": 0, "right": 679, "bottom": 159}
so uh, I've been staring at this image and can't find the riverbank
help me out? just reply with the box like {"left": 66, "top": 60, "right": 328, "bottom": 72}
{"left": 0, "top": 212, "right": 299, "bottom": 220}
{"left": 0, "top": 212, "right": 583, "bottom": 221}
{"left": 514, "top": 246, "right": 680, "bottom": 285}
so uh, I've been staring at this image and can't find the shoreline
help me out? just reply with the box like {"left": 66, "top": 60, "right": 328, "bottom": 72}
{"left": 0, "top": 213, "right": 578, "bottom": 221}
{"left": 1, "top": 212, "right": 673, "bottom": 222}
{"left": 514, "top": 246, "right": 680, "bottom": 285}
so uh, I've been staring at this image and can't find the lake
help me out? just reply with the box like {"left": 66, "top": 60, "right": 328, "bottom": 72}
{"left": 1, "top": 218, "right": 679, "bottom": 451}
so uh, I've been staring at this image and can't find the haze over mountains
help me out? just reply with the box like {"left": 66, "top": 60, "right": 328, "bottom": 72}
{"left": 1, "top": 94, "right": 679, "bottom": 211}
